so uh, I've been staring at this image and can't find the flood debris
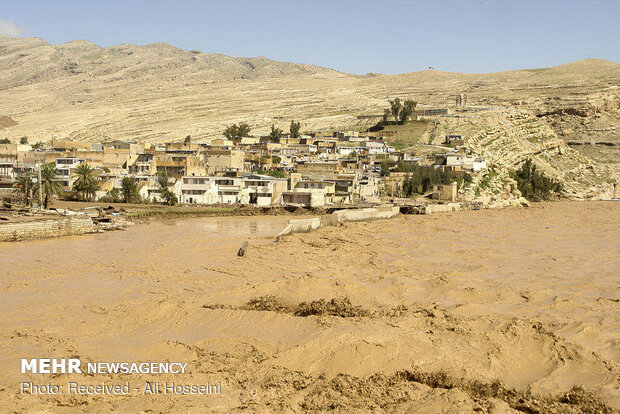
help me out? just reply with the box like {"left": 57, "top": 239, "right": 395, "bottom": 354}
{"left": 237, "top": 240, "right": 249, "bottom": 257}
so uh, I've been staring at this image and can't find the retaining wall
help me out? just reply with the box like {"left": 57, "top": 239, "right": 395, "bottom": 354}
{"left": 0, "top": 216, "right": 97, "bottom": 242}
{"left": 276, "top": 206, "right": 400, "bottom": 239}
{"left": 424, "top": 203, "right": 461, "bottom": 214}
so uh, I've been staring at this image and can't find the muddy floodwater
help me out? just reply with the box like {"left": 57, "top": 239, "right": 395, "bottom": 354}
{"left": 1, "top": 202, "right": 619, "bottom": 413}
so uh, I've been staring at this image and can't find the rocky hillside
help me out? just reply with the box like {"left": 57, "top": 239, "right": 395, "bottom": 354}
{"left": 0, "top": 37, "right": 344, "bottom": 90}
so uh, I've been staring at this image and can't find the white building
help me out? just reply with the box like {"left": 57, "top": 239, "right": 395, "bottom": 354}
{"left": 445, "top": 153, "right": 487, "bottom": 172}
{"left": 180, "top": 176, "right": 242, "bottom": 204}
{"left": 55, "top": 157, "right": 85, "bottom": 187}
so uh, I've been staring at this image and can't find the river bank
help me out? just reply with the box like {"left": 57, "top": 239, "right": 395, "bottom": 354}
{"left": 1, "top": 201, "right": 618, "bottom": 412}
{"left": 0, "top": 201, "right": 326, "bottom": 241}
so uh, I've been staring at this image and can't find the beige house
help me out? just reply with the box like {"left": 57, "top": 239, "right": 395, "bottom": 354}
{"left": 296, "top": 161, "right": 342, "bottom": 180}
{"left": 206, "top": 150, "right": 245, "bottom": 174}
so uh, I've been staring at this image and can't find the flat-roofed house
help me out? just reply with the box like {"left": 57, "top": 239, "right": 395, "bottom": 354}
{"left": 240, "top": 174, "right": 288, "bottom": 206}
{"left": 55, "top": 157, "right": 85, "bottom": 187}
{"left": 206, "top": 150, "right": 245, "bottom": 174}
{"left": 296, "top": 161, "right": 342, "bottom": 181}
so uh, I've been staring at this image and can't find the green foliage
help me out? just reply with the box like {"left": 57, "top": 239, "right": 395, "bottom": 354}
{"left": 156, "top": 171, "right": 170, "bottom": 192}
{"left": 32, "top": 141, "right": 44, "bottom": 149}
{"left": 289, "top": 120, "right": 301, "bottom": 138}
{"left": 224, "top": 123, "right": 251, "bottom": 139}
{"left": 14, "top": 172, "right": 34, "bottom": 206}
{"left": 389, "top": 98, "right": 403, "bottom": 123}
{"left": 256, "top": 169, "right": 287, "bottom": 178}
{"left": 35, "top": 164, "right": 64, "bottom": 208}
{"left": 400, "top": 100, "right": 417, "bottom": 124}
{"left": 184, "top": 135, "right": 191, "bottom": 143}
{"left": 73, "top": 163, "right": 98, "bottom": 201}
{"left": 259, "top": 154, "right": 272, "bottom": 165}
{"left": 157, "top": 171, "right": 177, "bottom": 205}
{"left": 99, "top": 187, "right": 121, "bottom": 203}
{"left": 399, "top": 165, "right": 454, "bottom": 196}
{"left": 121, "top": 177, "right": 139, "bottom": 204}
{"left": 272, "top": 155, "right": 281, "bottom": 165}
{"left": 269, "top": 124, "right": 283, "bottom": 141}
{"left": 19, "top": 136, "right": 28, "bottom": 144}
{"left": 380, "top": 160, "right": 396, "bottom": 177}
{"left": 0, "top": 138, "right": 10, "bottom": 144}
{"left": 161, "top": 189, "right": 178, "bottom": 206}
{"left": 512, "top": 158, "right": 563, "bottom": 201}
{"left": 387, "top": 98, "right": 418, "bottom": 125}
{"left": 382, "top": 109, "right": 390, "bottom": 124}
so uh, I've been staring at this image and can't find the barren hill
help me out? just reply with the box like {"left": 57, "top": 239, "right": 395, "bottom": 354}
{"left": 1, "top": 35, "right": 618, "bottom": 143}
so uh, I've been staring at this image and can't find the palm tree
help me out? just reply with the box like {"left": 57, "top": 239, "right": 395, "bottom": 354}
{"left": 35, "top": 164, "right": 63, "bottom": 209}
{"left": 14, "top": 172, "right": 34, "bottom": 206}
{"left": 73, "top": 163, "right": 98, "bottom": 201}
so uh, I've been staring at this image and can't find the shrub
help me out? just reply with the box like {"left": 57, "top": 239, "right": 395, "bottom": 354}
{"left": 512, "top": 159, "right": 563, "bottom": 201}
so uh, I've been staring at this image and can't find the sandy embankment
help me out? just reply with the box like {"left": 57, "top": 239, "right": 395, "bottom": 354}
{"left": 0, "top": 202, "right": 618, "bottom": 413}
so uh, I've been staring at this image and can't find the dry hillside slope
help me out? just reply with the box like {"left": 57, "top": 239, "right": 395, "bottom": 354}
{"left": 1, "top": 36, "right": 618, "bottom": 143}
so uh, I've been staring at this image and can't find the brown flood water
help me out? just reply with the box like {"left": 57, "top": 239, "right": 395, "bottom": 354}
{"left": 0, "top": 203, "right": 618, "bottom": 413}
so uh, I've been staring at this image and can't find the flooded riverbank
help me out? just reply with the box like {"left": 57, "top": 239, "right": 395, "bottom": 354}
{"left": 1, "top": 202, "right": 618, "bottom": 412}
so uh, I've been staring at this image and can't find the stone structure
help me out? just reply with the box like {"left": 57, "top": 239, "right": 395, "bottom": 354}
{"left": 0, "top": 216, "right": 96, "bottom": 242}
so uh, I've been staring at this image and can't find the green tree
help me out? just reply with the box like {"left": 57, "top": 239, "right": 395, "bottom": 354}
{"left": 389, "top": 98, "right": 403, "bottom": 124}
{"left": 19, "top": 136, "right": 28, "bottom": 144}
{"left": 156, "top": 171, "right": 177, "bottom": 205}
{"left": 121, "top": 177, "right": 139, "bottom": 204}
{"left": 512, "top": 159, "right": 563, "bottom": 201}
{"left": 386, "top": 98, "right": 417, "bottom": 125}
{"left": 0, "top": 138, "right": 10, "bottom": 144}
{"left": 224, "top": 123, "right": 251, "bottom": 139}
{"left": 272, "top": 155, "right": 281, "bottom": 165}
{"left": 14, "top": 172, "right": 34, "bottom": 206}
{"left": 73, "top": 163, "right": 98, "bottom": 201}
{"left": 35, "top": 164, "right": 64, "bottom": 209}
{"left": 259, "top": 154, "right": 272, "bottom": 166}
{"left": 269, "top": 124, "right": 283, "bottom": 142}
{"left": 382, "top": 109, "right": 390, "bottom": 124}
{"left": 100, "top": 187, "right": 121, "bottom": 203}
{"left": 184, "top": 135, "right": 191, "bottom": 143}
{"left": 399, "top": 100, "right": 417, "bottom": 124}
{"left": 290, "top": 120, "right": 301, "bottom": 138}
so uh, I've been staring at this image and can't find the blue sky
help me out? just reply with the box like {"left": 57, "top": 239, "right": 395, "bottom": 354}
{"left": 1, "top": 0, "right": 618, "bottom": 74}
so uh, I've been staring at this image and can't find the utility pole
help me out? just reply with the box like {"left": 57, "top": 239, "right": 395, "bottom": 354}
{"left": 37, "top": 161, "right": 43, "bottom": 209}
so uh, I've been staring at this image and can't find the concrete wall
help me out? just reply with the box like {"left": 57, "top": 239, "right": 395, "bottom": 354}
{"left": 276, "top": 206, "right": 399, "bottom": 239}
{"left": 0, "top": 216, "right": 96, "bottom": 242}
{"left": 424, "top": 203, "right": 460, "bottom": 214}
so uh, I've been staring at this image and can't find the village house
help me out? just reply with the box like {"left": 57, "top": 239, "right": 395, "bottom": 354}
{"left": 55, "top": 157, "right": 86, "bottom": 187}
{"left": 240, "top": 174, "right": 288, "bottom": 206}
{"left": 205, "top": 149, "right": 245, "bottom": 174}
{"left": 102, "top": 140, "right": 142, "bottom": 168}
{"left": 155, "top": 154, "right": 206, "bottom": 177}
{"left": 435, "top": 148, "right": 487, "bottom": 172}
{"left": 365, "top": 140, "right": 393, "bottom": 155}
{"left": 165, "top": 142, "right": 200, "bottom": 155}
{"left": 180, "top": 176, "right": 215, "bottom": 204}
{"left": 296, "top": 161, "right": 342, "bottom": 180}
{"left": 283, "top": 173, "right": 336, "bottom": 207}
